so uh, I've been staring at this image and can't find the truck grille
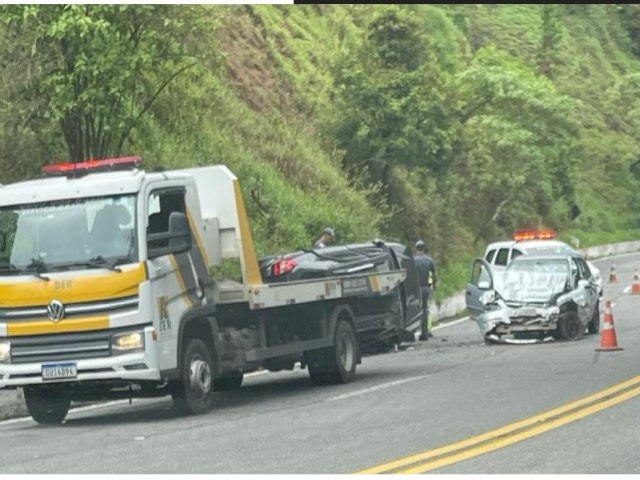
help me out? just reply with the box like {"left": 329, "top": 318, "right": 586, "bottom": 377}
{"left": 9, "top": 326, "right": 144, "bottom": 364}
{"left": 0, "top": 296, "right": 138, "bottom": 321}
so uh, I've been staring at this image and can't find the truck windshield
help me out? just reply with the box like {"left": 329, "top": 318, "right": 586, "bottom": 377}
{"left": 0, "top": 195, "right": 137, "bottom": 273}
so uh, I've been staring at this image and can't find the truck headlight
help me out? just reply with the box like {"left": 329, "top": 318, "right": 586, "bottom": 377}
{"left": 0, "top": 341, "right": 10, "bottom": 363}
{"left": 111, "top": 331, "right": 144, "bottom": 353}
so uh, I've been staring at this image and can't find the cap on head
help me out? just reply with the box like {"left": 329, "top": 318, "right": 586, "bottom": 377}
{"left": 324, "top": 227, "right": 335, "bottom": 237}
{"left": 415, "top": 239, "right": 426, "bottom": 250}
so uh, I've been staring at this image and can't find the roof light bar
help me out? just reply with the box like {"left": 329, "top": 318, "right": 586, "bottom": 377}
{"left": 41, "top": 156, "right": 142, "bottom": 176}
{"left": 513, "top": 228, "right": 557, "bottom": 241}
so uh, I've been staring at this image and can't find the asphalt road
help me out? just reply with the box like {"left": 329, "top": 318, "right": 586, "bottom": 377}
{"left": 0, "top": 253, "right": 639, "bottom": 474}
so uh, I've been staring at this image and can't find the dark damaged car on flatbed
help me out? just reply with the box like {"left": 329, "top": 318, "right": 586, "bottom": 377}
{"left": 465, "top": 253, "right": 600, "bottom": 344}
{"left": 259, "top": 240, "right": 423, "bottom": 351}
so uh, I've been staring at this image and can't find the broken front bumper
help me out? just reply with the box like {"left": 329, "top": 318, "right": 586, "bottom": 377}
{"left": 477, "top": 305, "right": 560, "bottom": 343}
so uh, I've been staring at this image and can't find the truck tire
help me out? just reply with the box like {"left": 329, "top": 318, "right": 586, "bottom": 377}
{"left": 23, "top": 386, "right": 70, "bottom": 425}
{"left": 213, "top": 372, "right": 244, "bottom": 392}
{"left": 171, "top": 338, "right": 214, "bottom": 415}
{"left": 588, "top": 301, "right": 600, "bottom": 334}
{"left": 555, "top": 311, "right": 584, "bottom": 341}
{"left": 308, "top": 318, "right": 357, "bottom": 385}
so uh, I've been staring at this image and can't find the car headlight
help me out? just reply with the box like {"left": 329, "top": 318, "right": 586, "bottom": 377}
{"left": 480, "top": 290, "right": 496, "bottom": 305}
{"left": 0, "top": 341, "right": 10, "bottom": 363}
{"left": 111, "top": 331, "right": 144, "bottom": 353}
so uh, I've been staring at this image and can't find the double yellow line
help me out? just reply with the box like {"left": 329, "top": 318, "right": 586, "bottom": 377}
{"left": 357, "top": 375, "right": 640, "bottom": 474}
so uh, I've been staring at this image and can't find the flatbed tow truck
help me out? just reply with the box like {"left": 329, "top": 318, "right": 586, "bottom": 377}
{"left": 0, "top": 156, "right": 406, "bottom": 423}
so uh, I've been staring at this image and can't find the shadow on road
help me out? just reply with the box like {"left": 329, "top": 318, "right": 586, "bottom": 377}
{"left": 58, "top": 368, "right": 412, "bottom": 427}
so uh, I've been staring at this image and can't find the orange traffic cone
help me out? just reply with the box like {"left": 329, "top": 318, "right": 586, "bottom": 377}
{"left": 632, "top": 269, "right": 640, "bottom": 295}
{"left": 596, "top": 301, "right": 623, "bottom": 352}
{"left": 609, "top": 263, "right": 618, "bottom": 283}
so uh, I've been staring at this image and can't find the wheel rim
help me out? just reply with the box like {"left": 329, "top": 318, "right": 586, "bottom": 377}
{"left": 188, "top": 354, "right": 212, "bottom": 397}
{"left": 338, "top": 330, "right": 355, "bottom": 372}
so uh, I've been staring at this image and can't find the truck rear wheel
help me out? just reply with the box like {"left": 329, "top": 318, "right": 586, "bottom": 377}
{"left": 23, "top": 386, "right": 70, "bottom": 425}
{"left": 172, "top": 338, "right": 214, "bottom": 415}
{"left": 308, "top": 318, "right": 357, "bottom": 385}
{"left": 213, "top": 372, "right": 244, "bottom": 392}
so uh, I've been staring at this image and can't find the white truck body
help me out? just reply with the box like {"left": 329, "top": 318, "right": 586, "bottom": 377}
{"left": 0, "top": 159, "right": 406, "bottom": 421}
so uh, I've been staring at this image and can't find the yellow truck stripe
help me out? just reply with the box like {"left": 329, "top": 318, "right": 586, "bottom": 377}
{"left": 233, "top": 179, "right": 262, "bottom": 286}
{"left": 0, "top": 263, "right": 146, "bottom": 308}
{"left": 169, "top": 255, "right": 193, "bottom": 309}
{"left": 7, "top": 316, "right": 110, "bottom": 336}
{"left": 186, "top": 209, "right": 210, "bottom": 266}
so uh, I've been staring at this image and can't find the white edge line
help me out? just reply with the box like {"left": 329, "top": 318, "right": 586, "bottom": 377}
{"left": 326, "top": 374, "right": 431, "bottom": 402}
{"left": 433, "top": 316, "right": 470, "bottom": 331}
{"left": 0, "top": 399, "right": 129, "bottom": 425}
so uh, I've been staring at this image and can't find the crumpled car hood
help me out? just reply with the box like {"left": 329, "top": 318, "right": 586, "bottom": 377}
{"left": 499, "top": 271, "right": 567, "bottom": 303}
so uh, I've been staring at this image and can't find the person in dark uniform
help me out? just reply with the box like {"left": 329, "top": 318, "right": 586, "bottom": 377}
{"left": 414, "top": 239, "right": 438, "bottom": 341}
{"left": 314, "top": 227, "right": 334, "bottom": 249}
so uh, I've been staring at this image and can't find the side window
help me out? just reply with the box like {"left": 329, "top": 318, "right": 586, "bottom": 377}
{"left": 147, "top": 189, "right": 186, "bottom": 249}
{"left": 485, "top": 249, "right": 496, "bottom": 264}
{"left": 470, "top": 261, "right": 491, "bottom": 287}
{"left": 494, "top": 248, "right": 510, "bottom": 266}
{"left": 576, "top": 258, "right": 591, "bottom": 280}
{"left": 570, "top": 259, "right": 580, "bottom": 287}
{"left": 510, "top": 249, "right": 523, "bottom": 262}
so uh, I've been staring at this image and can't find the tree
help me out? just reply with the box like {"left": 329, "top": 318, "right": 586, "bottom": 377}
{"left": 333, "top": 7, "right": 460, "bottom": 183}
{"left": 455, "top": 47, "right": 581, "bottom": 243}
{"left": 0, "top": 5, "right": 216, "bottom": 162}
{"left": 537, "top": 5, "right": 563, "bottom": 78}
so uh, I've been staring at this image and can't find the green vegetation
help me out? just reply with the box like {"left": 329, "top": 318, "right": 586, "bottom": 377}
{"left": 1, "top": 5, "right": 639, "bottom": 299}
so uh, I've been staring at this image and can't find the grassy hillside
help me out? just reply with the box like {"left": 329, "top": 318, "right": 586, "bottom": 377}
{"left": 1, "top": 5, "right": 639, "bottom": 300}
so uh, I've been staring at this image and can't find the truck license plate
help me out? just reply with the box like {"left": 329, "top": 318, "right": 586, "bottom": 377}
{"left": 42, "top": 363, "right": 77, "bottom": 381}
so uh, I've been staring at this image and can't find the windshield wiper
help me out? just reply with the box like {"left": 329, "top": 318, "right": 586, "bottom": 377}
{"left": 56, "top": 256, "right": 124, "bottom": 272}
{"left": 14, "top": 258, "right": 51, "bottom": 281}
{"left": 0, "top": 263, "right": 48, "bottom": 280}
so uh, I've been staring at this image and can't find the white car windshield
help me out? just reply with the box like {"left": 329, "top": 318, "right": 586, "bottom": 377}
{"left": 502, "top": 259, "right": 568, "bottom": 303}
{"left": 525, "top": 244, "right": 575, "bottom": 255}
{"left": 0, "top": 195, "right": 137, "bottom": 272}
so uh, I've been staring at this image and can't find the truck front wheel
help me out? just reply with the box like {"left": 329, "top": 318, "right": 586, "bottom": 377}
{"left": 23, "top": 386, "right": 71, "bottom": 425}
{"left": 172, "top": 338, "right": 214, "bottom": 415}
{"left": 308, "top": 318, "right": 357, "bottom": 385}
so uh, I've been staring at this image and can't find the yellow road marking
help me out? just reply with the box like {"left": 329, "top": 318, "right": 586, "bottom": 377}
{"left": 357, "top": 375, "right": 640, "bottom": 474}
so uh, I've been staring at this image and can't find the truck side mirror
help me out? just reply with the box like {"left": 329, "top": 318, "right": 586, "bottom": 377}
{"left": 147, "top": 212, "right": 192, "bottom": 259}
{"left": 168, "top": 212, "right": 192, "bottom": 252}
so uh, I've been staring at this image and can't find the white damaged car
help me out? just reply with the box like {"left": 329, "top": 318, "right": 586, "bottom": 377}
{"left": 465, "top": 253, "right": 600, "bottom": 344}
